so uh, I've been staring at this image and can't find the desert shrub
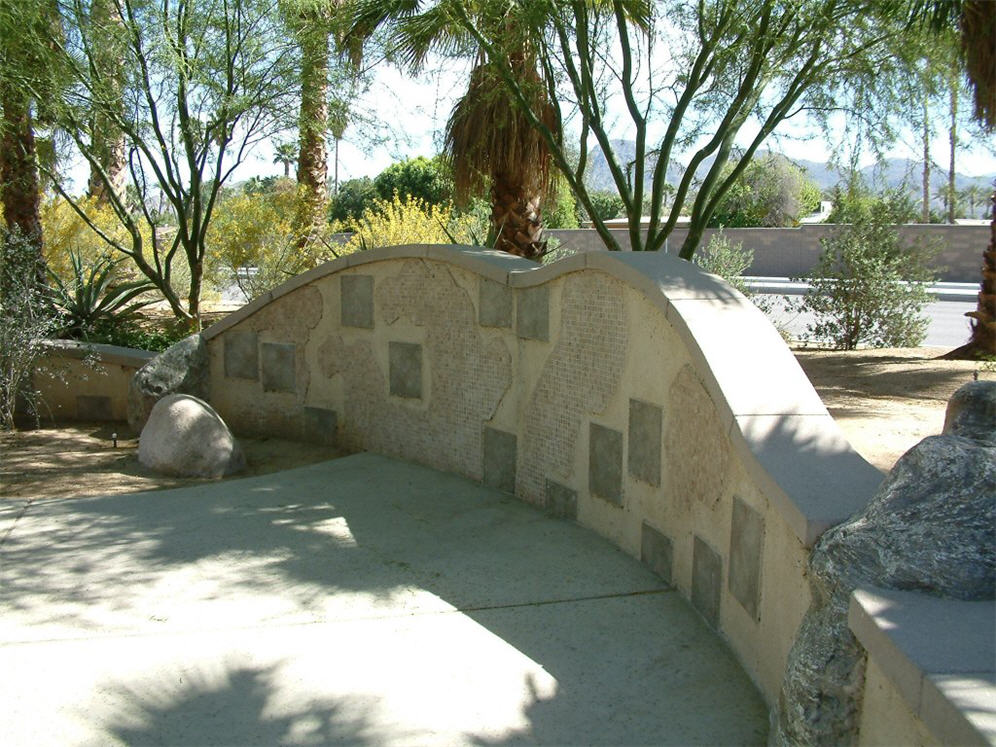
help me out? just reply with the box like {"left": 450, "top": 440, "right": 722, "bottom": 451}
{"left": 84, "top": 316, "right": 189, "bottom": 352}
{"left": 339, "top": 193, "right": 479, "bottom": 253}
{"left": 694, "top": 230, "right": 754, "bottom": 293}
{"left": 583, "top": 190, "right": 625, "bottom": 222}
{"left": 797, "top": 209, "right": 938, "bottom": 349}
{"left": 206, "top": 181, "right": 325, "bottom": 301}
{"left": 0, "top": 229, "right": 61, "bottom": 429}
{"left": 545, "top": 177, "right": 580, "bottom": 229}
{"left": 827, "top": 180, "right": 918, "bottom": 225}
{"left": 709, "top": 154, "right": 821, "bottom": 227}
{"left": 694, "top": 230, "right": 775, "bottom": 316}
{"left": 47, "top": 249, "right": 155, "bottom": 340}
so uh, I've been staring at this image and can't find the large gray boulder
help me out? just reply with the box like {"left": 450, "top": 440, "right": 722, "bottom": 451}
{"left": 773, "top": 380, "right": 996, "bottom": 745}
{"left": 138, "top": 394, "right": 245, "bottom": 478}
{"left": 127, "top": 334, "right": 209, "bottom": 432}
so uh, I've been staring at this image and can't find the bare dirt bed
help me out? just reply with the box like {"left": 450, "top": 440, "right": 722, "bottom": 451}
{"left": 2, "top": 347, "right": 992, "bottom": 501}
{"left": 794, "top": 346, "right": 992, "bottom": 472}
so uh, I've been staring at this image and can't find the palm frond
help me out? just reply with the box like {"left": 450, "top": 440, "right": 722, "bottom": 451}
{"left": 445, "top": 55, "right": 558, "bottom": 205}
{"left": 961, "top": 0, "right": 996, "bottom": 130}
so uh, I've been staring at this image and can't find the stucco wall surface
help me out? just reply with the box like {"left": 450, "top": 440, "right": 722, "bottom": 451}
{"left": 200, "top": 244, "right": 886, "bottom": 702}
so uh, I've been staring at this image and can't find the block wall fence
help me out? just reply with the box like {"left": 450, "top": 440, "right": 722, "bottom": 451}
{"left": 200, "top": 245, "right": 886, "bottom": 706}
{"left": 548, "top": 224, "right": 991, "bottom": 282}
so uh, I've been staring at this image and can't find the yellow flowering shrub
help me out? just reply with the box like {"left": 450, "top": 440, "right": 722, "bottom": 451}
{"left": 41, "top": 197, "right": 138, "bottom": 284}
{"left": 339, "top": 193, "right": 481, "bottom": 254}
{"left": 205, "top": 180, "right": 324, "bottom": 301}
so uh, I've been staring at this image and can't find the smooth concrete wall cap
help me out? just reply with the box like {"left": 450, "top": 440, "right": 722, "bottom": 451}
{"left": 666, "top": 297, "right": 828, "bottom": 421}
{"left": 203, "top": 291, "right": 273, "bottom": 340}
{"left": 344, "top": 243, "right": 429, "bottom": 267}
{"left": 426, "top": 244, "right": 537, "bottom": 281}
{"left": 735, "top": 414, "right": 883, "bottom": 546}
{"left": 849, "top": 587, "right": 996, "bottom": 746}
{"left": 510, "top": 251, "right": 588, "bottom": 287}
{"left": 587, "top": 250, "right": 740, "bottom": 301}
{"left": 41, "top": 340, "right": 156, "bottom": 367}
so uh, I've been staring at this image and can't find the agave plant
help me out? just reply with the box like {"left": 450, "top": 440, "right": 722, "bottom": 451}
{"left": 47, "top": 248, "right": 156, "bottom": 340}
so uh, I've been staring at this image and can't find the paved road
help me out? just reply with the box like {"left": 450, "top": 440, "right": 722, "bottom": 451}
{"left": 0, "top": 453, "right": 767, "bottom": 746}
{"left": 747, "top": 278, "right": 977, "bottom": 348}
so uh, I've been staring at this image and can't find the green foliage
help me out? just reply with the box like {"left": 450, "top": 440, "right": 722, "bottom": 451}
{"left": 709, "top": 155, "right": 821, "bottom": 227}
{"left": 583, "top": 191, "right": 626, "bottom": 222}
{"left": 0, "top": 229, "right": 61, "bottom": 429}
{"left": 329, "top": 177, "right": 378, "bottom": 222}
{"left": 374, "top": 156, "right": 453, "bottom": 206}
{"left": 82, "top": 316, "right": 188, "bottom": 352}
{"left": 47, "top": 249, "right": 155, "bottom": 340}
{"left": 693, "top": 230, "right": 774, "bottom": 315}
{"left": 544, "top": 177, "right": 579, "bottom": 229}
{"left": 694, "top": 231, "right": 754, "bottom": 294}
{"left": 797, "top": 209, "right": 938, "bottom": 349}
{"left": 827, "top": 178, "right": 919, "bottom": 225}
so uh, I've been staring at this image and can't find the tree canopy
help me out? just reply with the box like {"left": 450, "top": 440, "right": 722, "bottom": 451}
{"left": 434, "top": 0, "right": 942, "bottom": 258}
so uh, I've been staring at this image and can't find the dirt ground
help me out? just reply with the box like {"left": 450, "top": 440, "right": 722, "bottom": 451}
{"left": 1, "top": 347, "right": 992, "bottom": 501}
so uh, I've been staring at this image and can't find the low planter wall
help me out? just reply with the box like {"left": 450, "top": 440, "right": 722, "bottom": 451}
{"left": 32, "top": 340, "right": 154, "bottom": 424}
{"left": 199, "top": 244, "right": 885, "bottom": 704}
{"left": 850, "top": 587, "right": 995, "bottom": 746}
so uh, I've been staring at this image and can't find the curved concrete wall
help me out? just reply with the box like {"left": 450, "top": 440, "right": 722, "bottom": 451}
{"left": 201, "top": 244, "right": 884, "bottom": 702}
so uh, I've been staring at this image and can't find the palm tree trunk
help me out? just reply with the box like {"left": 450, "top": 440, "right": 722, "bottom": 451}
{"left": 947, "top": 61, "right": 958, "bottom": 224}
{"left": 491, "top": 173, "right": 545, "bottom": 260}
{"left": 296, "top": 22, "right": 330, "bottom": 248}
{"left": 922, "top": 97, "right": 931, "bottom": 223}
{"left": 0, "top": 82, "right": 45, "bottom": 283}
{"left": 87, "top": 0, "right": 127, "bottom": 206}
{"left": 946, "top": 187, "right": 996, "bottom": 359}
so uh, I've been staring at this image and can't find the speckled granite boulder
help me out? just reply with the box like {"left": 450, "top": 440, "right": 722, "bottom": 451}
{"left": 773, "top": 380, "right": 996, "bottom": 745}
{"left": 138, "top": 394, "right": 244, "bottom": 478}
{"left": 127, "top": 334, "right": 208, "bottom": 432}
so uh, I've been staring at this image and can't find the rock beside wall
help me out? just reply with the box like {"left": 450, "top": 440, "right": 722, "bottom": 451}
{"left": 127, "top": 334, "right": 209, "bottom": 432}
{"left": 138, "top": 394, "right": 244, "bottom": 478}
{"left": 774, "top": 380, "right": 996, "bottom": 745}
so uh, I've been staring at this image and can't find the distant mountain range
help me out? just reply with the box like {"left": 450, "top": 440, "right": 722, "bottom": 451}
{"left": 584, "top": 139, "right": 995, "bottom": 212}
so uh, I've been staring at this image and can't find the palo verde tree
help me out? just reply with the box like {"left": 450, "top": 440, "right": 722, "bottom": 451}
{"left": 41, "top": 0, "right": 297, "bottom": 328}
{"left": 442, "top": 0, "right": 930, "bottom": 259}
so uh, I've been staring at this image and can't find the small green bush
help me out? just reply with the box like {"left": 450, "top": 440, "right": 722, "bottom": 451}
{"left": 694, "top": 230, "right": 754, "bottom": 294}
{"left": 694, "top": 230, "right": 775, "bottom": 317}
{"left": 797, "top": 209, "right": 938, "bottom": 349}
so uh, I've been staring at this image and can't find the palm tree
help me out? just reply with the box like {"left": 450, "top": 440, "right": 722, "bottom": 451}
{"left": 282, "top": 0, "right": 363, "bottom": 246}
{"left": 0, "top": 0, "right": 54, "bottom": 283}
{"left": 273, "top": 141, "right": 298, "bottom": 178}
{"left": 86, "top": 0, "right": 128, "bottom": 206}
{"left": 353, "top": 0, "right": 558, "bottom": 259}
{"left": 920, "top": 0, "right": 996, "bottom": 357}
{"left": 962, "top": 183, "right": 982, "bottom": 218}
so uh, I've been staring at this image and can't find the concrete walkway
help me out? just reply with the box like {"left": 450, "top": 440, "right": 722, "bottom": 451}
{"left": 0, "top": 453, "right": 767, "bottom": 745}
